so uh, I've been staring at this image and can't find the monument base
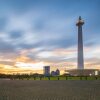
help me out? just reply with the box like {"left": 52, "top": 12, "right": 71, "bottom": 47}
{"left": 65, "top": 69, "right": 99, "bottom": 76}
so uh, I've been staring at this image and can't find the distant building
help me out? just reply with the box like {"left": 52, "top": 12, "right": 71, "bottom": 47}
{"left": 43, "top": 66, "right": 50, "bottom": 76}
{"left": 51, "top": 71, "right": 56, "bottom": 76}
{"left": 56, "top": 69, "right": 60, "bottom": 75}
{"left": 51, "top": 69, "right": 60, "bottom": 76}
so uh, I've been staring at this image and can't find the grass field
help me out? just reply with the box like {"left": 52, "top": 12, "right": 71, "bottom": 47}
{"left": 0, "top": 80, "right": 100, "bottom": 100}
{"left": 22, "top": 76, "right": 100, "bottom": 80}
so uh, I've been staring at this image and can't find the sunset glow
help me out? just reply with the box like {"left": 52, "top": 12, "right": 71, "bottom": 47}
{"left": 0, "top": 0, "right": 100, "bottom": 74}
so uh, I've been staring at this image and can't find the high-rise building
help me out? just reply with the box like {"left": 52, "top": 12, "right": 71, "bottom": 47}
{"left": 76, "top": 16, "right": 84, "bottom": 69}
{"left": 43, "top": 66, "right": 50, "bottom": 76}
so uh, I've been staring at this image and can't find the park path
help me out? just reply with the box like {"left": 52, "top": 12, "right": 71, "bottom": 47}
{"left": 0, "top": 80, "right": 100, "bottom": 100}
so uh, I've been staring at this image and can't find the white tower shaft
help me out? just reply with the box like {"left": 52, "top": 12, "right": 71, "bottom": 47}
{"left": 76, "top": 16, "right": 84, "bottom": 69}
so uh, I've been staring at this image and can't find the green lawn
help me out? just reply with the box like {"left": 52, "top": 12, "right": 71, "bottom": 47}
{"left": 22, "top": 76, "right": 100, "bottom": 80}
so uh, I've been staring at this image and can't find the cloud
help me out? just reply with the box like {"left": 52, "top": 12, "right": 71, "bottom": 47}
{"left": 9, "top": 30, "right": 23, "bottom": 39}
{"left": 15, "top": 61, "right": 44, "bottom": 70}
{"left": 0, "top": 17, "right": 8, "bottom": 31}
{"left": 0, "top": 0, "right": 100, "bottom": 73}
{"left": 0, "top": 39, "right": 16, "bottom": 53}
{"left": 0, "top": 61, "right": 14, "bottom": 66}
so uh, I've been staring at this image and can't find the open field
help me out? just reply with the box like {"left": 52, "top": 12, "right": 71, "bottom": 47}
{"left": 24, "top": 76, "right": 100, "bottom": 80}
{"left": 17, "top": 76, "right": 100, "bottom": 81}
{"left": 0, "top": 80, "right": 100, "bottom": 100}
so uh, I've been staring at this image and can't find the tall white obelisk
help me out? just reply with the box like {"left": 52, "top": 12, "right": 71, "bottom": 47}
{"left": 76, "top": 16, "right": 84, "bottom": 69}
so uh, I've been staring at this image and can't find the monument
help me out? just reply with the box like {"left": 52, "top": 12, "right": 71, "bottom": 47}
{"left": 76, "top": 16, "right": 84, "bottom": 69}
{"left": 65, "top": 16, "right": 99, "bottom": 76}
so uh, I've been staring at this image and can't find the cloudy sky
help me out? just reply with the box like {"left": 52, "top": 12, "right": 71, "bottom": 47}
{"left": 0, "top": 0, "right": 100, "bottom": 74}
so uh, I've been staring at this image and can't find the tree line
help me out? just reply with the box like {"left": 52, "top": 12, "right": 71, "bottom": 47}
{"left": 0, "top": 73, "right": 100, "bottom": 80}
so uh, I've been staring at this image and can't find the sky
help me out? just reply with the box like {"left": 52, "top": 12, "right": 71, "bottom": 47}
{"left": 0, "top": 0, "right": 100, "bottom": 74}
